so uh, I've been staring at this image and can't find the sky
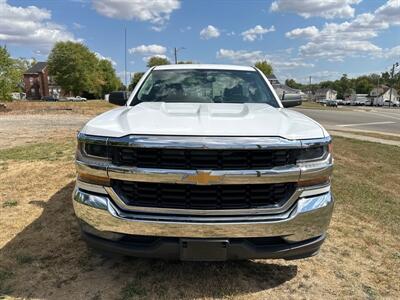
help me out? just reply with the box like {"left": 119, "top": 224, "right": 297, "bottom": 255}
{"left": 1, "top": 0, "right": 400, "bottom": 85}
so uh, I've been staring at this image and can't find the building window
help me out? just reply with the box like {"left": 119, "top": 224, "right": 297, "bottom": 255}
{"left": 31, "top": 88, "right": 35, "bottom": 94}
{"left": 29, "top": 77, "right": 33, "bottom": 84}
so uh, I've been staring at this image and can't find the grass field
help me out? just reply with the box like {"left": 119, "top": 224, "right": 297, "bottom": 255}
{"left": 0, "top": 102, "right": 399, "bottom": 299}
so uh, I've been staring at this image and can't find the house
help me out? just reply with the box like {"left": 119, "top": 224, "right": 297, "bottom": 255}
{"left": 314, "top": 88, "right": 337, "bottom": 102}
{"left": 369, "top": 85, "right": 400, "bottom": 106}
{"left": 266, "top": 74, "right": 305, "bottom": 99}
{"left": 23, "top": 62, "right": 61, "bottom": 100}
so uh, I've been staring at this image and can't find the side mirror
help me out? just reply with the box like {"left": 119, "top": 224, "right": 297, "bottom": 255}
{"left": 281, "top": 93, "right": 302, "bottom": 108}
{"left": 109, "top": 91, "right": 128, "bottom": 106}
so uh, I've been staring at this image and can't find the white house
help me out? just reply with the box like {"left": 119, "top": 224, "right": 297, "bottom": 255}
{"left": 369, "top": 85, "right": 400, "bottom": 106}
{"left": 314, "top": 88, "right": 337, "bottom": 102}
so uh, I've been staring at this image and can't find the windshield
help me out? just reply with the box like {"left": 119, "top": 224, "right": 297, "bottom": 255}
{"left": 133, "top": 69, "right": 279, "bottom": 107}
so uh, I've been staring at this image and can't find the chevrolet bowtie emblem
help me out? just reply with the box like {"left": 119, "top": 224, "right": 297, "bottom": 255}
{"left": 184, "top": 171, "right": 221, "bottom": 185}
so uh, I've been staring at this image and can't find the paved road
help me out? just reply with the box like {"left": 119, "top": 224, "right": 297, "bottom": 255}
{"left": 294, "top": 107, "right": 400, "bottom": 135}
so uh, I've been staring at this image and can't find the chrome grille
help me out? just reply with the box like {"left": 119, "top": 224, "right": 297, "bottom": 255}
{"left": 111, "top": 147, "right": 298, "bottom": 170}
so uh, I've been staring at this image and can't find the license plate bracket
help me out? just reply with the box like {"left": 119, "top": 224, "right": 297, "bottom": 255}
{"left": 180, "top": 239, "right": 229, "bottom": 261}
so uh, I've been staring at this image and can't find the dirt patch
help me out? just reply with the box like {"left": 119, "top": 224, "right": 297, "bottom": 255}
{"left": 0, "top": 136, "right": 399, "bottom": 299}
{"left": 0, "top": 101, "right": 113, "bottom": 150}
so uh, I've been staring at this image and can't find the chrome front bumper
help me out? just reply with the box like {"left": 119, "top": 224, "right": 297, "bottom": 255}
{"left": 72, "top": 184, "right": 334, "bottom": 243}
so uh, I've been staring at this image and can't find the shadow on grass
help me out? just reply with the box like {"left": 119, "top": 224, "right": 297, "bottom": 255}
{"left": 0, "top": 183, "right": 298, "bottom": 299}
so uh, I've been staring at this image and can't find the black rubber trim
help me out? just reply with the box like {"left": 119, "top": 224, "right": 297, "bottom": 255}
{"left": 81, "top": 230, "right": 325, "bottom": 261}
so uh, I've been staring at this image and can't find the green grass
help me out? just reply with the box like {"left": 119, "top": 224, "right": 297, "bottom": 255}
{"left": 0, "top": 269, "right": 13, "bottom": 297}
{"left": 332, "top": 136, "right": 400, "bottom": 233}
{"left": 119, "top": 280, "right": 146, "bottom": 300}
{"left": 2, "top": 200, "right": 18, "bottom": 208}
{"left": 0, "top": 140, "right": 75, "bottom": 162}
{"left": 15, "top": 254, "right": 34, "bottom": 265}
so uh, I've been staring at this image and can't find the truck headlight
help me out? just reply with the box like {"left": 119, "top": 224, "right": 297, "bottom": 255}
{"left": 298, "top": 145, "right": 327, "bottom": 161}
{"left": 77, "top": 133, "right": 110, "bottom": 160}
{"left": 298, "top": 138, "right": 332, "bottom": 162}
{"left": 84, "top": 143, "right": 109, "bottom": 158}
{"left": 76, "top": 133, "right": 110, "bottom": 186}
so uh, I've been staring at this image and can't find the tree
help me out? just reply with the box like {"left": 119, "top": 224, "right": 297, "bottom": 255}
{"left": 285, "top": 79, "right": 304, "bottom": 90}
{"left": 48, "top": 41, "right": 99, "bottom": 96}
{"left": 254, "top": 60, "right": 273, "bottom": 76}
{"left": 97, "top": 59, "right": 121, "bottom": 96}
{"left": 129, "top": 72, "right": 144, "bottom": 91}
{"left": 0, "top": 46, "right": 21, "bottom": 101}
{"left": 147, "top": 56, "right": 170, "bottom": 68}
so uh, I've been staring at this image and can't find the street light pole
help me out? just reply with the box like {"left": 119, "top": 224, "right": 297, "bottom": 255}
{"left": 389, "top": 62, "right": 399, "bottom": 108}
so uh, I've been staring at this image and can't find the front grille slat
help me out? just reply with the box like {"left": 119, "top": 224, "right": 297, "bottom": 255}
{"left": 112, "top": 147, "right": 298, "bottom": 170}
{"left": 112, "top": 180, "right": 296, "bottom": 210}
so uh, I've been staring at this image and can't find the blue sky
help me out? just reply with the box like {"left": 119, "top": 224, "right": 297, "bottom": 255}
{"left": 2, "top": 0, "right": 400, "bottom": 84}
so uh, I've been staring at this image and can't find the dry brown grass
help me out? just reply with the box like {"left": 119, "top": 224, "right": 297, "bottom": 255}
{"left": 0, "top": 100, "right": 114, "bottom": 116}
{"left": 0, "top": 121, "right": 399, "bottom": 299}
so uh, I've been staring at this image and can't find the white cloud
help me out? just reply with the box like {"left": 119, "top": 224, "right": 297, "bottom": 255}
{"left": 128, "top": 44, "right": 167, "bottom": 56}
{"left": 92, "top": 0, "right": 180, "bottom": 24}
{"left": 285, "top": 1, "right": 400, "bottom": 61}
{"left": 274, "top": 61, "right": 315, "bottom": 69}
{"left": 216, "top": 49, "right": 314, "bottom": 70}
{"left": 286, "top": 26, "right": 319, "bottom": 39}
{"left": 375, "top": 0, "right": 400, "bottom": 25}
{"left": 0, "top": 0, "right": 78, "bottom": 52}
{"left": 216, "top": 49, "right": 265, "bottom": 64}
{"left": 95, "top": 52, "right": 116, "bottom": 66}
{"left": 142, "top": 54, "right": 169, "bottom": 62}
{"left": 270, "top": 0, "right": 361, "bottom": 19}
{"left": 72, "top": 22, "right": 84, "bottom": 29}
{"left": 382, "top": 45, "right": 400, "bottom": 59}
{"left": 299, "top": 40, "right": 382, "bottom": 59}
{"left": 241, "top": 25, "right": 275, "bottom": 42}
{"left": 200, "top": 25, "right": 220, "bottom": 39}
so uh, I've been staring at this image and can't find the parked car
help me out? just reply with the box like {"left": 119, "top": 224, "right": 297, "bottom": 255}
{"left": 318, "top": 99, "right": 328, "bottom": 105}
{"left": 42, "top": 95, "right": 59, "bottom": 101}
{"left": 343, "top": 99, "right": 351, "bottom": 105}
{"left": 336, "top": 99, "right": 344, "bottom": 105}
{"left": 382, "top": 100, "right": 399, "bottom": 107}
{"left": 73, "top": 64, "right": 334, "bottom": 261}
{"left": 67, "top": 96, "right": 87, "bottom": 102}
{"left": 326, "top": 100, "right": 338, "bottom": 107}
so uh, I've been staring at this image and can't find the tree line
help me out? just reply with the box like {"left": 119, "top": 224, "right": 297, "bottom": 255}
{"left": 285, "top": 72, "right": 400, "bottom": 99}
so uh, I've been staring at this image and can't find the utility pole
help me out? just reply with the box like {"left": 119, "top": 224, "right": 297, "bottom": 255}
{"left": 389, "top": 62, "right": 399, "bottom": 108}
{"left": 309, "top": 76, "right": 312, "bottom": 101}
{"left": 174, "top": 47, "right": 185, "bottom": 64}
{"left": 124, "top": 27, "right": 127, "bottom": 90}
{"left": 174, "top": 47, "right": 177, "bottom": 64}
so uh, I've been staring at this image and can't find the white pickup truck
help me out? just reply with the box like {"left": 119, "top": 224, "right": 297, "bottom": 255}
{"left": 73, "top": 64, "right": 333, "bottom": 261}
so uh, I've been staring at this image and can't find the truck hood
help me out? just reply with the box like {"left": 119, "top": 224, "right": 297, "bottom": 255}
{"left": 82, "top": 102, "right": 326, "bottom": 140}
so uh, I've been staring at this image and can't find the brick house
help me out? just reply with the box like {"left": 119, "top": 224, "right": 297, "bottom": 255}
{"left": 23, "top": 62, "right": 61, "bottom": 99}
